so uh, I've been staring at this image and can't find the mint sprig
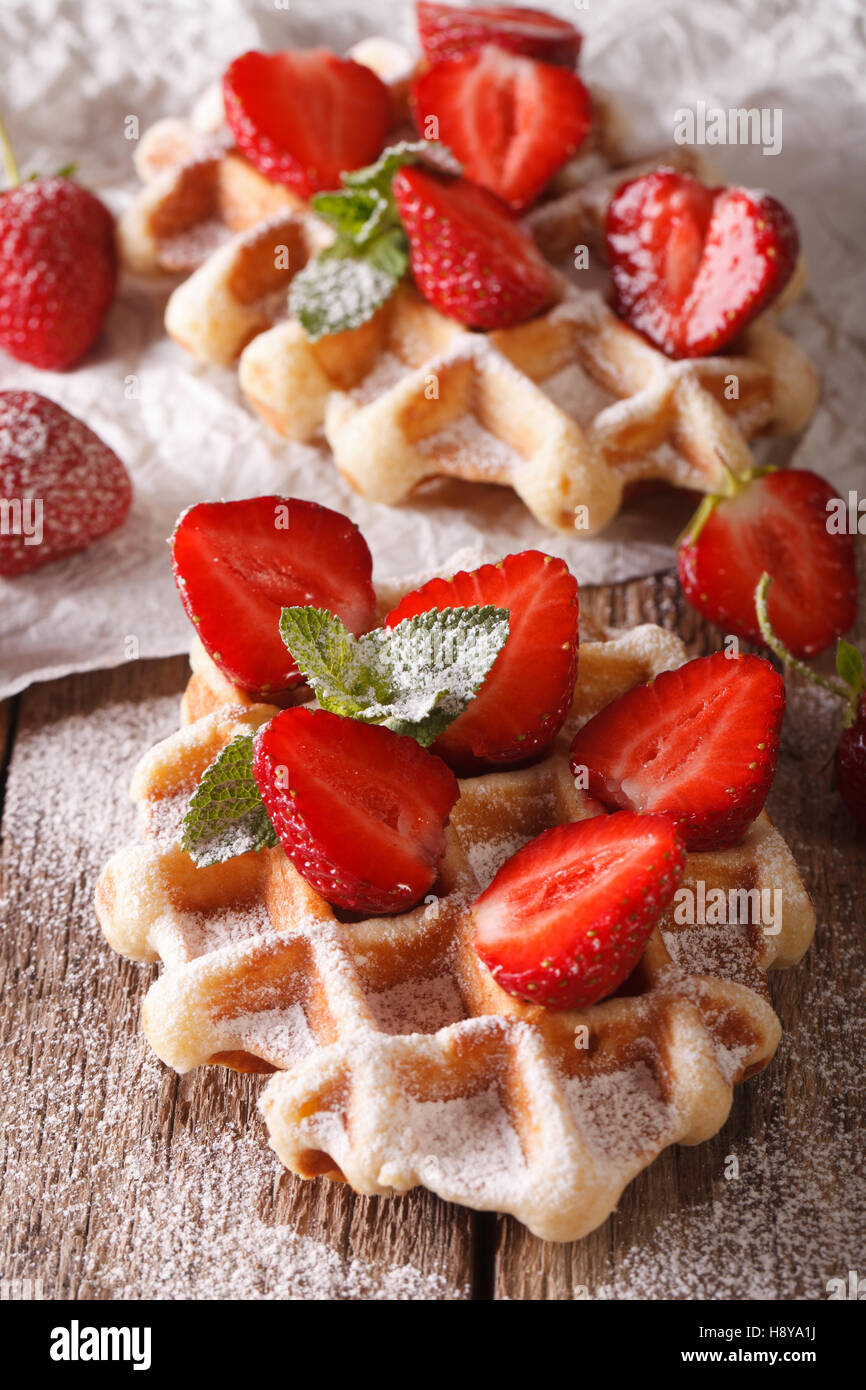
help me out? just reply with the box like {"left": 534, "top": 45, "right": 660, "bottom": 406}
{"left": 278, "top": 604, "right": 509, "bottom": 746}
{"left": 180, "top": 601, "right": 508, "bottom": 866}
{"left": 289, "top": 140, "right": 458, "bottom": 340}
{"left": 181, "top": 732, "right": 277, "bottom": 868}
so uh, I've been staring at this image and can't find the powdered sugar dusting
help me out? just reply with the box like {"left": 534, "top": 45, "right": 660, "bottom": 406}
{"left": 229, "top": 1003, "right": 314, "bottom": 1066}
{"left": 418, "top": 415, "right": 525, "bottom": 482}
{"left": 368, "top": 974, "right": 466, "bottom": 1035}
{"left": 410, "top": 1086, "right": 526, "bottom": 1202}
{"left": 0, "top": 391, "right": 132, "bottom": 575}
{"left": 564, "top": 1062, "right": 675, "bottom": 1163}
{"left": 349, "top": 350, "right": 409, "bottom": 405}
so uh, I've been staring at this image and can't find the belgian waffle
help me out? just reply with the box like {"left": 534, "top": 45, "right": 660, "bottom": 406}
{"left": 238, "top": 263, "right": 817, "bottom": 534}
{"left": 95, "top": 590, "right": 815, "bottom": 1242}
{"left": 120, "top": 51, "right": 817, "bottom": 535}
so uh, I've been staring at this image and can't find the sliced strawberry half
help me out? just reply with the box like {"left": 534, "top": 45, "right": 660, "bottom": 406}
{"left": 417, "top": 2, "right": 583, "bottom": 67}
{"left": 392, "top": 166, "right": 555, "bottom": 328}
{"left": 473, "top": 811, "right": 685, "bottom": 1009}
{"left": 569, "top": 651, "right": 785, "bottom": 852}
{"left": 171, "top": 497, "right": 376, "bottom": 699}
{"left": 385, "top": 550, "right": 579, "bottom": 772}
{"left": 411, "top": 46, "right": 592, "bottom": 210}
{"left": 606, "top": 169, "right": 800, "bottom": 357}
{"left": 253, "top": 708, "right": 459, "bottom": 913}
{"left": 223, "top": 49, "right": 391, "bottom": 199}
{"left": 678, "top": 469, "right": 858, "bottom": 659}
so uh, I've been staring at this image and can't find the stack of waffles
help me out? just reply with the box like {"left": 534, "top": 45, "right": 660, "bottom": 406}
{"left": 118, "top": 42, "right": 819, "bottom": 537}
{"left": 96, "top": 576, "right": 815, "bottom": 1242}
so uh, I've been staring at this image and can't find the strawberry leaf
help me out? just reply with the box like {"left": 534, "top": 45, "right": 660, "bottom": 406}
{"left": 181, "top": 732, "right": 278, "bottom": 867}
{"left": 279, "top": 603, "right": 510, "bottom": 745}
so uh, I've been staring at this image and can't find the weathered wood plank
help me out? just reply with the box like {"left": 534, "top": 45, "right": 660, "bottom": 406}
{"left": 0, "top": 655, "right": 475, "bottom": 1300}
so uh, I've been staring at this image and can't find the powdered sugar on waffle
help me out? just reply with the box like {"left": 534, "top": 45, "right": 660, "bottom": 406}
{"left": 368, "top": 974, "right": 467, "bottom": 1035}
{"left": 410, "top": 1087, "right": 527, "bottom": 1202}
{"left": 418, "top": 415, "right": 525, "bottom": 482}
{"left": 563, "top": 1061, "right": 675, "bottom": 1164}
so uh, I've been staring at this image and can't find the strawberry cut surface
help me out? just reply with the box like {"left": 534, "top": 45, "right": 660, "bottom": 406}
{"left": 223, "top": 49, "right": 391, "bottom": 199}
{"left": 678, "top": 470, "right": 858, "bottom": 659}
{"left": 411, "top": 46, "right": 592, "bottom": 210}
{"left": 0, "top": 391, "right": 132, "bottom": 576}
{"left": 385, "top": 549, "right": 579, "bottom": 772}
{"left": 417, "top": 2, "right": 583, "bottom": 67}
{"left": 392, "top": 166, "right": 555, "bottom": 328}
{"left": 171, "top": 497, "right": 376, "bottom": 698}
{"left": 253, "top": 708, "right": 459, "bottom": 914}
{"left": 605, "top": 169, "right": 799, "bottom": 357}
{"left": 473, "top": 811, "right": 685, "bottom": 1009}
{"left": 569, "top": 651, "right": 785, "bottom": 852}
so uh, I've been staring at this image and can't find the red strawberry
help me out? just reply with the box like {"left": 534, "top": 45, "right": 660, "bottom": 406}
{"left": 392, "top": 166, "right": 555, "bottom": 328}
{"left": 678, "top": 470, "right": 858, "bottom": 659}
{"left": 755, "top": 595, "right": 866, "bottom": 835}
{"left": 837, "top": 693, "right": 866, "bottom": 830}
{"left": 417, "top": 2, "right": 582, "bottom": 67}
{"left": 0, "top": 176, "right": 117, "bottom": 370}
{"left": 385, "top": 550, "right": 579, "bottom": 772}
{"left": 223, "top": 49, "right": 391, "bottom": 200}
{"left": 253, "top": 707, "right": 459, "bottom": 913}
{"left": 0, "top": 392, "right": 131, "bottom": 576}
{"left": 473, "top": 811, "right": 685, "bottom": 1008}
{"left": 411, "top": 46, "right": 592, "bottom": 210}
{"left": 605, "top": 169, "right": 799, "bottom": 357}
{"left": 171, "top": 497, "right": 376, "bottom": 699}
{"left": 569, "top": 651, "right": 785, "bottom": 852}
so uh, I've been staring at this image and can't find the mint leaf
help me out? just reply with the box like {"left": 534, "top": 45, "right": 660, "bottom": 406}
{"left": 279, "top": 604, "right": 509, "bottom": 746}
{"left": 181, "top": 733, "right": 277, "bottom": 867}
{"left": 836, "top": 639, "right": 864, "bottom": 695}
{"left": 294, "top": 140, "right": 456, "bottom": 341}
{"left": 289, "top": 252, "right": 398, "bottom": 340}
{"left": 364, "top": 225, "right": 411, "bottom": 279}
{"left": 311, "top": 189, "right": 390, "bottom": 245}
{"left": 276, "top": 606, "right": 391, "bottom": 714}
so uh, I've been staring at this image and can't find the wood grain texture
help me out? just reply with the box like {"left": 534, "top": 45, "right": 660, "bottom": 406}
{"left": 2, "top": 568, "right": 864, "bottom": 1301}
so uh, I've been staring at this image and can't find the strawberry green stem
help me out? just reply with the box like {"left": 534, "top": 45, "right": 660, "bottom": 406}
{"left": 754, "top": 573, "right": 849, "bottom": 699}
{"left": 0, "top": 110, "right": 20, "bottom": 187}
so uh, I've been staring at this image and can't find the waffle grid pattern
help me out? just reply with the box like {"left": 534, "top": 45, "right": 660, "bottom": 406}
{"left": 96, "top": 611, "right": 815, "bottom": 1241}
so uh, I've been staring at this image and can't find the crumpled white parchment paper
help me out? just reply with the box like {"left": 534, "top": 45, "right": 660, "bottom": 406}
{"left": 1, "top": 0, "right": 864, "bottom": 698}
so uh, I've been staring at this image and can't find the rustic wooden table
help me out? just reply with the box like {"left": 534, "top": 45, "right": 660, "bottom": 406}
{"left": 2, "top": 570, "right": 864, "bottom": 1301}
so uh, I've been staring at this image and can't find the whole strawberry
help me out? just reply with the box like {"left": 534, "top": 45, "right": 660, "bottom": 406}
{"left": 0, "top": 118, "right": 117, "bottom": 369}
{"left": 678, "top": 468, "right": 858, "bottom": 659}
{"left": 0, "top": 391, "right": 132, "bottom": 575}
{"left": 837, "top": 693, "right": 866, "bottom": 830}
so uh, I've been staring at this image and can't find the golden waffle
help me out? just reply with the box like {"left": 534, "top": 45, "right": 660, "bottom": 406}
{"left": 118, "top": 125, "right": 305, "bottom": 276}
{"left": 95, "top": 595, "right": 815, "bottom": 1242}
{"left": 163, "top": 209, "right": 334, "bottom": 366}
{"left": 238, "top": 259, "right": 817, "bottom": 534}
{"left": 118, "top": 39, "right": 419, "bottom": 277}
